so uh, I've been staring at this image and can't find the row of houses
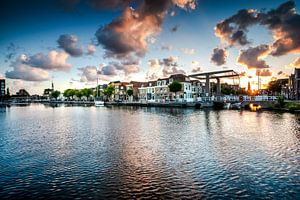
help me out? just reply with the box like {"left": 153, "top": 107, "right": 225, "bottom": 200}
{"left": 108, "top": 74, "right": 207, "bottom": 102}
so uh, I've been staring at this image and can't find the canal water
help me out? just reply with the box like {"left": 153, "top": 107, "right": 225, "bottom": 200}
{"left": 0, "top": 104, "right": 299, "bottom": 199}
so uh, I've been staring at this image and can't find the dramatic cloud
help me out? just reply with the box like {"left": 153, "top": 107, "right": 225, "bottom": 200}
{"left": 5, "top": 55, "right": 49, "bottom": 82}
{"left": 237, "top": 45, "right": 270, "bottom": 69}
{"left": 95, "top": 0, "right": 196, "bottom": 60}
{"left": 26, "top": 51, "right": 72, "bottom": 72}
{"left": 256, "top": 69, "right": 272, "bottom": 77}
{"left": 87, "top": 44, "right": 96, "bottom": 55}
{"left": 260, "top": 1, "right": 300, "bottom": 56}
{"left": 215, "top": 1, "right": 300, "bottom": 56}
{"left": 211, "top": 48, "right": 228, "bottom": 66}
{"left": 57, "top": 34, "right": 83, "bottom": 57}
{"left": 180, "top": 48, "right": 195, "bottom": 55}
{"left": 215, "top": 9, "right": 259, "bottom": 46}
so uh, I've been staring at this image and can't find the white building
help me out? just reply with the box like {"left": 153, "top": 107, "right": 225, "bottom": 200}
{"left": 138, "top": 74, "right": 205, "bottom": 102}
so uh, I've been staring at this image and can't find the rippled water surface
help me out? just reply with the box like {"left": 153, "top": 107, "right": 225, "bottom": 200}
{"left": 0, "top": 104, "right": 299, "bottom": 199}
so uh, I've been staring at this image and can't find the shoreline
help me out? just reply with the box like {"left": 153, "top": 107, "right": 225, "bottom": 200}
{"left": 1, "top": 101, "right": 300, "bottom": 114}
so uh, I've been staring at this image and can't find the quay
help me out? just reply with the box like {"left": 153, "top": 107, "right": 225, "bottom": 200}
{"left": 0, "top": 95, "right": 281, "bottom": 110}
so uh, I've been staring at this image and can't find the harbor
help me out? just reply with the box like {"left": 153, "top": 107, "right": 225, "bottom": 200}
{"left": 0, "top": 104, "right": 299, "bottom": 199}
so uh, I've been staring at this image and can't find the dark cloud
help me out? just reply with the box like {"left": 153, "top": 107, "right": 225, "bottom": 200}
{"left": 215, "top": 1, "right": 300, "bottom": 56}
{"left": 256, "top": 69, "right": 272, "bottom": 77}
{"left": 95, "top": 0, "right": 196, "bottom": 60}
{"left": 215, "top": 9, "right": 259, "bottom": 46}
{"left": 237, "top": 45, "right": 270, "bottom": 69}
{"left": 211, "top": 48, "right": 228, "bottom": 66}
{"left": 260, "top": 1, "right": 300, "bottom": 56}
{"left": 57, "top": 34, "right": 83, "bottom": 57}
{"left": 100, "top": 65, "right": 118, "bottom": 76}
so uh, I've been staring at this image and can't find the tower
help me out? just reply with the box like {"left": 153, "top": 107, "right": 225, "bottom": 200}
{"left": 51, "top": 78, "right": 54, "bottom": 91}
{"left": 247, "top": 81, "right": 251, "bottom": 93}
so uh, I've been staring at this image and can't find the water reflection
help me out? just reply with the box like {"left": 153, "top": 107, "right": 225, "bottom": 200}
{"left": 0, "top": 105, "right": 299, "bottom": 199}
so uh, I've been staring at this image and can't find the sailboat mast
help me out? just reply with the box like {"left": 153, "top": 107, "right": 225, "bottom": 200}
{"left": 96, "top": 77, "right": 99, "bottom": 97}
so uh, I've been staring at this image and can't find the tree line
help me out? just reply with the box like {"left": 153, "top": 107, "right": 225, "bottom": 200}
{"left": 50, "top": 86, "right": 134, "bottom": 101}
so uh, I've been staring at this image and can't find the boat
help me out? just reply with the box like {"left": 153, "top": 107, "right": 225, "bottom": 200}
{"left": 95, "top": 97, "right": 104, "bottom": 107}
{"left": 94, "top": 77, "right": 104, "bottom": 107}
{"left": 231, "top": 102, "right": 241, "bottom": 110}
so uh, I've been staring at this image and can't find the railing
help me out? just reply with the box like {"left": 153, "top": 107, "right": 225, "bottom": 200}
{"left": 137, "top": 95, "right": 279, "bottom": 103}
{"left": 197, "top": 95, "right": 278, "bottom": 102}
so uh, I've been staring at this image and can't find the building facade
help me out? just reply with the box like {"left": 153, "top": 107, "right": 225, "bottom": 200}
{"left": 289, "top": 68, "right": 300, "bottom": 100}
{"left": 109, "top": 81, "right": 129, "bottom": 101}
{"left": 0, "top": 79, "right": 5, "bottom": 97}
{"left": 138, "top": 74, "right": 205, "bottom": 102}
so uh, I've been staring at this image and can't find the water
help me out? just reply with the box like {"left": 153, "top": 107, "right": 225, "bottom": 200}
{"left": 0, "top": 104, "right": 299, "bottom": 199}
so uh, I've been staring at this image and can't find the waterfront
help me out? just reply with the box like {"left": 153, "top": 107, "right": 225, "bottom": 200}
{"left": 0, "top": 105, "right": 299, "bottom": 199}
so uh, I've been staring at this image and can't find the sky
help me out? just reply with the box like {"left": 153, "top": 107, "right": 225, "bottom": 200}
{"left": 0, "top": 0, "right": 300, "bottom": 95}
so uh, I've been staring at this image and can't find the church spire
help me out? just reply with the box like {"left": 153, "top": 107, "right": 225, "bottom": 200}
{"left": 51, "top": 77, "right": 54, "bottom": 91}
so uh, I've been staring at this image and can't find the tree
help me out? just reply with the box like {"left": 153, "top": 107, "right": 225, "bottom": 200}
{"left": 81, "top": 88, "right": 93, "bottom": 100}
{"left": 168, "top": 81, "right": 182, "bottom": 100}
{"left": 51, "top": 90, "right": 61, "bottom": 100}
{"left": 75, "top": 89, "right": 83, "bottom": 100}
{"left": 127, "top": 89, "right": 133, "bottom": 96}
{"left": 103, "top": 85, "right": 114, "bottom": 101}
{"left": 63, "top": 89, "right": 76, "bottom": 100}
{"left": 268, "top": 79, "right": 288, "bottom": 95}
